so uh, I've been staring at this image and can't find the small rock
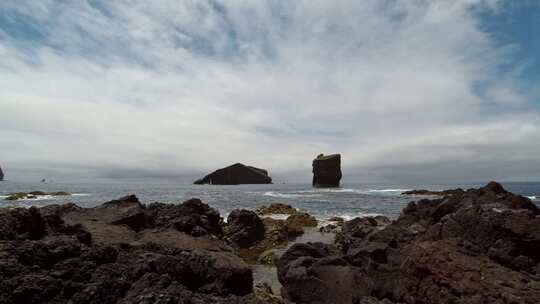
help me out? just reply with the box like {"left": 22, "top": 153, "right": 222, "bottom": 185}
{"left": 286, "top": 212, "right": 317, "bottom": 237}
{"left": 226, "top": 209, "right": 265, "bottom": 248}
{"left": 256, "top": 203, "right": 297, "bottom": 215}
{"left": 258, "top": 249, "right": 278, "bottom": 265}
{"left": 319, "top": 223, "right": 340, "bottom": 234}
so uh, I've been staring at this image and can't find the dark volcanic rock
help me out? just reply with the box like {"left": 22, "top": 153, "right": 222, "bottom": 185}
{"left": 194, "top": 163, "right": 272, "bottom": 185}
{"left": 256, "top": 203, "right": 297, "bottom": 215}
{"left": 101, "top": 195, "right": 153, "bottom": 232}
{"left": 226, "top": 209, "right": 265, "bottom": 248}
{"left": 236, "top": 217, "right": 292, "bottom": 264}
{"left": 0, "top": 198, "right": 261, "bottom": 304}
{"left": 0, "top": 166, "right": 3, "bottom": 181}
{"left": 336, "top": 216, "right": 391, "bottom": 252}
{"left": 312, "top": 154, "right": 342, "bottom": 187}
{"left": 148, "top": 198, "right": 223, "bottom": 237}
{"left": 277, "top": 182, "right": 540, "bottom": 304}
{"left": 0, "top": 207, "right": 47, "bottom": 240}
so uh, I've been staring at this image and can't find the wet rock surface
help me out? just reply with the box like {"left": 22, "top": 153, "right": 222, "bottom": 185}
{"left": 194, "top": 163, "right": 272, "bottom": 185}
{"left": 277, "top": 182, "right": 540, "bottom": 304}
{"left": 256, "top": 203, "right": 297, "bottom": 216}
{"left": 286, "top": 212, "right": 318, "bottom": 237}
{"left": 0, "top": 196, "right": 275, "bottom": 304}
{"left": 235, "top": 217, "right": 291, "bottom": 264}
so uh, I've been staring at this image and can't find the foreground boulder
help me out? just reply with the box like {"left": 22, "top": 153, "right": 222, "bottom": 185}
{"left": 194, "top": 163, "right": 272, "bottom": 185}
{"left": 0, "top": 197, "right": 268, "bottom": 303}
{"left": 226, "top": 209, "right": 265, "bottom": 248}
{"left": 312, "top": 154, "right": 342, "bottom": 187}
{"left": 148, "top": 198, "right": 223, "bottom": 237}
{"left": 277, "top": 182, "right": 540, "bottom": 304}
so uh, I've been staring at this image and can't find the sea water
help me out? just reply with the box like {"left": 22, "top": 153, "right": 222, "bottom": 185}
{"left": 1, "top": 180, "right": 539, "bottom": 220}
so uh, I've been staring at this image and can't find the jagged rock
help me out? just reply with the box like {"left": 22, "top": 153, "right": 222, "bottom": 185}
{"left": 256, "top": 203, "right": 297, "bottom": 215}
{"left": 0, "top": 166, "right": 3, "bottom": 181}
{"left": 277, "top": 182, "right": 540, "bottom": 304}
{"left": 335, "top": 216, "right": 391, "bottom": 252}
{"left": 194, "top": 163, "right": 272, "bottom": 185}
{"left": 0, "top": 207, "right": 47, "bottom": 240}
{"left": 236, "top": 217, "right": 290, "bottom": 263}
{"left": 319, "top": 223, "right": 339, "bottom": 234}
{"left": 148, "top": 198, "right": 223, "bottom": 237}
{"left": 0, "top": 198, "right": 258, "bottom": 304}
{"left": 312, "top": 154, "right": 342, "bottom": 187}
{"left": 226, "top": 210, "right": 265, "bottom": 248}
{"left": 277, "top": 242, "right": 351, "bottom": 303}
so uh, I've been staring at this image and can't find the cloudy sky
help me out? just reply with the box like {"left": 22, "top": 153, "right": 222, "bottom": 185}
{"left": 1, "top": 0, "right": 539, "bottom": 183}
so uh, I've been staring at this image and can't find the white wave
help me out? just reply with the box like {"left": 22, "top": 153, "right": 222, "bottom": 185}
{"left": 261, "top": 188, "right": 409, "bottom": 198}
{"left": 527, "top": 196, "right": 537, "bottom": 200}
{"left": 368, "top": 189, "right": 410, "bottom": 193}
{"left": 263, "top": 191, "right": 323, "bottom": 198}
{"left": 22, "top": 195, "right": 55, "bottom": 201}
{"left": 261, "top": 214, "right": 290, "bottom": 220}
{"left": 72, "top": 193, "right": 90, "bottom": 196}
{"left": 306, "top": 188, "right": 409, "bottom": 195}
{"left": 340, "top": 213, "right": 384, "bottom": 221}
{"left": 317, "top": 212, "right": 385, "bottom": 228}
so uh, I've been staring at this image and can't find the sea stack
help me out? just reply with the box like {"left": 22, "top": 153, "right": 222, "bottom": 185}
{"left": 0, "top": 166, "right": 3, "bottom": 181}
{"left": 312, "top": 154, "right": 341, "bottom": 187}
{"left": 194, "top": 163, "right": 272, "bottom": 185}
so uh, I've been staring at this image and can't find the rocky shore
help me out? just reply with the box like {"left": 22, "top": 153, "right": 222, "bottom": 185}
{"left": 277, "top": 182, "right": 540, "bottom": 304}
{"left": 1, "top": 182, "right": 539, "bottom": 303}
{"left": 0, "top": 197, "right": 322, "bottom": 303}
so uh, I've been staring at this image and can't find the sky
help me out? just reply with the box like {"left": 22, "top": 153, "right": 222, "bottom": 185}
{"left": 1, "top": 0, "right": 540, "bottom": 183}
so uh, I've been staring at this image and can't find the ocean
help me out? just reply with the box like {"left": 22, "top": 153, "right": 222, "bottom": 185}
{"left": 1, "top": 180, "right": 539, "bottom": 221}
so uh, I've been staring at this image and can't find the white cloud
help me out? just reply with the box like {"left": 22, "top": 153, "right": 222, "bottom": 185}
{"left": 0, "top": 0, "right": 539, "bottom": 182}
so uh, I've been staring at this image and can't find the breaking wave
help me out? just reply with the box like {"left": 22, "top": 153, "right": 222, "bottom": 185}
{"left": 263, "top": 191, "right": 323, "bottom": 198}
